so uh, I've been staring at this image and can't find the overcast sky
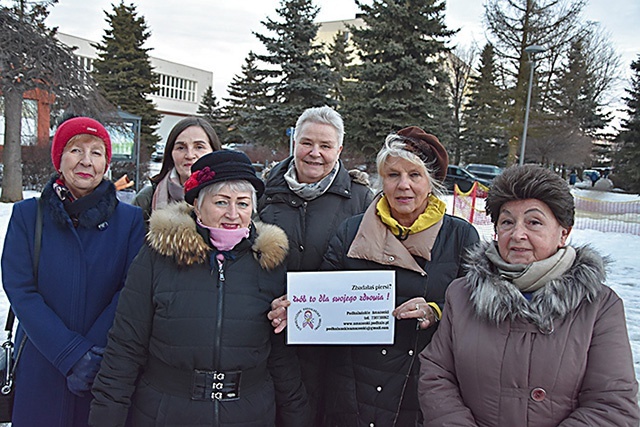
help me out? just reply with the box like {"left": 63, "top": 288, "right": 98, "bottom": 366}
{"left": 36, "top": 0, "right": 639, "bottom": 113}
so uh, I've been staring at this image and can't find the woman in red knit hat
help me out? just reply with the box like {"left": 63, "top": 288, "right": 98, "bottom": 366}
{"left": 1, "top": 116, "right": 145, "bottom": 426}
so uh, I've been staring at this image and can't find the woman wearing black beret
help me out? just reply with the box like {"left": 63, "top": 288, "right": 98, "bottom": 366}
{"left": 90, "top": 150, "right": 309, "bottom": 426}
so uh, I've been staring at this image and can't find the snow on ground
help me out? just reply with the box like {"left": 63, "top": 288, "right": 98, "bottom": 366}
{"left": 0, "top": 190, "right": 638, "bottom": 385}
{"left": 573, "top": 188, "right": 640, "bottom": 202}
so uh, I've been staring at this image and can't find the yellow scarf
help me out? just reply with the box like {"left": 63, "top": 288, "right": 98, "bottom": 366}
{"left": 376, "top": 194, "right": 446, "bottom": 239}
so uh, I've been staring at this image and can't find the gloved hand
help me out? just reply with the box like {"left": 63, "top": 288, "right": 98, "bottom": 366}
{"left": 66, "top": 346, "right": 104, "bottom": 397}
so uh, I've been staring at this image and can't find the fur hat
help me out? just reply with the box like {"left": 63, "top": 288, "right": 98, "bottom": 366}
{"left": 397, "top": 126, "right": 449, "bottom": 182}
{"left": 184, "top": 150, "right": 264, "bottom": 204}
{"left": 51, "top": 117, "right": 112, "bottom": 171}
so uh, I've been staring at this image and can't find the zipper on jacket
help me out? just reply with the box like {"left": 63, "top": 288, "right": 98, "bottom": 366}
{"left": 217, "top": 260, "right": 225, "bottom": 286}
{"left": 213, "top": 257, "right": 225, "bottom": 423}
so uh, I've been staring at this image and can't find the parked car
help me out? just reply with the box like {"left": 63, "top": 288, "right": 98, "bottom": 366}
{"left": 252, "top": 162, "right": 265, "bottom": 177}
{"left": 151, "top": 143, "right": 165, "bottom": 162}
{"left": 465, "top": 163, "right": 503, "bottom": 181}
{"left": 444, "top": 165, "right": 492, "bottom": 193}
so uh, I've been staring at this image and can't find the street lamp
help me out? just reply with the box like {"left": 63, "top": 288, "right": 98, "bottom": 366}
{"left": 519, "top": 44, "right": 546, "bottom": 166}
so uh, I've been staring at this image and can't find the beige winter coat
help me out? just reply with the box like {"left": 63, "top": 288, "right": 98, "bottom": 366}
{"left": 418, "top": 242, "right": 639, "bottom": 427}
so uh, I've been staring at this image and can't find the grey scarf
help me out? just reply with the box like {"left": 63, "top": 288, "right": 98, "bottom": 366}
{"left": 485, "top": 242, "right": 577, "bottom": 293}
{"left": 152, "top": 168, "right": 185, "bottom": 211}
{"left": 284, "top": 161, "right": 339, "bottom": 201}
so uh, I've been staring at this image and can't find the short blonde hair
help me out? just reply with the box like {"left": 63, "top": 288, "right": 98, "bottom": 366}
{"left": 376, "top": 134, "right": 446, "bottom": 198}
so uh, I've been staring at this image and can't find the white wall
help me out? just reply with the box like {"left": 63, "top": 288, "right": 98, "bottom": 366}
{"left": 57, "top": 33, "right": 214, "bottom": 144}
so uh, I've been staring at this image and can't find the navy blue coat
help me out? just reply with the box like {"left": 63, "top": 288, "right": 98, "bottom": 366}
{"left": 1, "top": 179, "right": 145, "bottom": 427}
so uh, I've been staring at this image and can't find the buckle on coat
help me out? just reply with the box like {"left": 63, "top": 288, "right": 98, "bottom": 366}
{"left": 191, "top": 369, "right": 241, "bottom": 401}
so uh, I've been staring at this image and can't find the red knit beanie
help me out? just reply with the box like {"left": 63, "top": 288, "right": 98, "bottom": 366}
{"left": 397, "top": 126, "right": 449, "bottom": 182}
{"left": 51, "top": 117, "right": 112, "bottom": 172}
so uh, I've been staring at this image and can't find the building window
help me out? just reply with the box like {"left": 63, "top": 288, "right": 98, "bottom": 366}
{"left": 0, "top": 98, "right": 38, "bottom": 146}
{"left": 155, "top": 73, "right": 196, "bottom": 102}
{"left": 78, "top": 55, "right": 93, "bottom": 72}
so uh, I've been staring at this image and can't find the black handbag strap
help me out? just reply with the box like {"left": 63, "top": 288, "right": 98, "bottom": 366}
{"left": 0, "top": 197, "right": 41, "bottom": 395}
{"left": 4, "top": 197, "right": 43, "bottom": 336}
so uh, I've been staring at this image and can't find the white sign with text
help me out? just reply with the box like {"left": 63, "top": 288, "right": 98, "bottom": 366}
{"left": 287, "top": 270, "right": 395, "bottom": 345}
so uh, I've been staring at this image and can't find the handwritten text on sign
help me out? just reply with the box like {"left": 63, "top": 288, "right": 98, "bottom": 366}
{"left": 287, "top": 270, "right": 395, "bottom": 345}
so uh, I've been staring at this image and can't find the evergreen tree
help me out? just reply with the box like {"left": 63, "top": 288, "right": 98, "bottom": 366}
{"left": 252, "top": 0, "right": 334, "bottom": 148}
{"left": 223, "top": 52, "right": 271, "bottom": 144}
{"left": 533, "top": 36, "right": 610, "bottom": 167}
{"left": 462, "top": 43, "right": 509, "bottom": 164}
{"left": 327, "top": 30, "right": 354, "bottom": 106}
{"left": 343, "top": 0, "right": 455, "bottom": 156}
{"left": 615, "top": 56, "right": 640, "bottom": 193}
{"left": 552, "top": 39, "right": 609, "bottom": 135}
{"left": 197, "top": 85, "right": 226, "bottom": 140}
{"left": 91, "top": 2, "right": 160, "bottom": 154}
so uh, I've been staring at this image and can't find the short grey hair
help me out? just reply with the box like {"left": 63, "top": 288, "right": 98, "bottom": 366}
{"left": 294, "top": 106, "right": 344, "bottom": 147}
{"left": 376, "top": 134, "right": 446, "bottom": 199}
{"left": 196, "top": 180, "right": 257, "bottom": 214}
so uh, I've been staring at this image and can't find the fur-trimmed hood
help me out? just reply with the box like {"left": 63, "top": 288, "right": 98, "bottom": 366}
{"left": 466, "top": 240, "right": 608, "bottom": 332}
{"left": 147, "top": 202, "right": 288, "bottom": 270}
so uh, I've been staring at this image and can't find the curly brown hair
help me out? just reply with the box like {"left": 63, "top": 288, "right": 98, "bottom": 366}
{"left": 485, "top": 165, "right": 574, "bottom": 229}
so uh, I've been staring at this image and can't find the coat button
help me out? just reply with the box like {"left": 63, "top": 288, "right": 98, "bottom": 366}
{"left": 299, "top": 245, "right": 304, "bottom": 252}
{"left": 369, "top": 423, "right": 375, "bottom": 427}
{"left": 408, "top": 350, "right": 414, "bottom": 356}
{"left": 531, "top": 387, "right": 546, "bottom": 402}
{"left": 376, "top": 386, "right": 382, "bottom": 392}
{"left": 381, "top": 349, "right": 387, "bottom": 355}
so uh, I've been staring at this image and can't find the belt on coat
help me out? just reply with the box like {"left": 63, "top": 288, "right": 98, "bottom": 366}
{"left": 143, "top": 355, "right": 268, "bottom": 401}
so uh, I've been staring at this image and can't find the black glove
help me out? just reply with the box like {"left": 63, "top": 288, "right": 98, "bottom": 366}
{"left": 66, "top": 346, "right": 104, "bottom": 397}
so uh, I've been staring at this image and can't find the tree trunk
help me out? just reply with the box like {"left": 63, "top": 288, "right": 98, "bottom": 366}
{"left": 2, "top": 87, "right": 25, "bottom": 202}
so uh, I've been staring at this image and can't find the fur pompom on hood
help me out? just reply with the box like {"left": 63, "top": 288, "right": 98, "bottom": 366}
{"left": 465, "top": 240, "right": 608, "bottom": 332}
{"left": 147, "top": 202, "right": 288, "bottom": 270}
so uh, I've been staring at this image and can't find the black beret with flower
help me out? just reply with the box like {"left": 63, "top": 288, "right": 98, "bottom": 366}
{"left": 183, "top": 150, "right": 265, "bottom": 205}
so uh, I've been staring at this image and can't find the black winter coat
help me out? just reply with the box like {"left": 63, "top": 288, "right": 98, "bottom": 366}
{"left": 320, "top": 212, "right": 479, "bottom": 427}
{"left": 89, "top": 203, "right": 308, "bottom": 427}
{"left": 258, "top": 158, "right": 374, "bottom": 272}
{"left": 257, "top": 158, "right": 373, "bottom": 425}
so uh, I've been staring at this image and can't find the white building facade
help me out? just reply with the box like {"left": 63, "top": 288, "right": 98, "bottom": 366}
{"left": 57, "top": 33, "right": 213, "bottom": 143}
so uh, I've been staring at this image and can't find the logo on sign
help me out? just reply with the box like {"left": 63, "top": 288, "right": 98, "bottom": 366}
{"left": 294, "top": 307, "right": 322, "bottom": 331}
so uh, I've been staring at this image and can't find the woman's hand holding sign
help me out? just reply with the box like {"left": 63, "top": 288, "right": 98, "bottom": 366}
{"left": 268, "top": 294, "right": 290, "bottom": 334}
{"left": 393, "top": 297, "right": 438, "bottom": 330}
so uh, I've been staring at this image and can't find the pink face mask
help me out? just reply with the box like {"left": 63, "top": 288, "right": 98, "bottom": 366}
{"left": 196, "top": 218, "right": 249, "bottom": 252}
